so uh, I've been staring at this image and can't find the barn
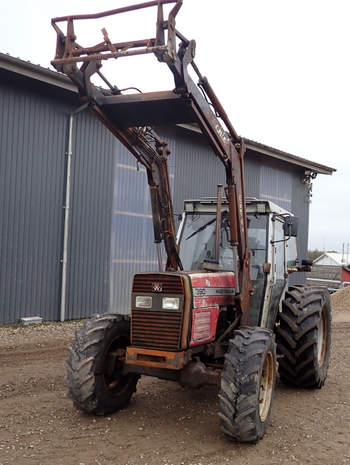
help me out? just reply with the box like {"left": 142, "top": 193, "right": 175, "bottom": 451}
{"left": 307, "top": 253, "right": 350, "bottom": 290}
{"left": 0, "top": 52, "right": 335, "bottom": 324}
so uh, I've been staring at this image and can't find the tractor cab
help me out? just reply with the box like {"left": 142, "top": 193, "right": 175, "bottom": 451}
{"left": 177, "top": 197, "right": 299, "bottom": 329}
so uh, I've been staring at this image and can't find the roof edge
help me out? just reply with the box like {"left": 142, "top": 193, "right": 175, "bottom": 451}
{"left": 313, "top": 252, "right": 346, "bottom": 266}
{"left": 177, "top": 125, "right": 335, "bottom": 175}
{"left": 245, "top": 139, "right": 335, "bottom": 175}
{"left": 0, "top": 52, "right": 77, "bottom": 93}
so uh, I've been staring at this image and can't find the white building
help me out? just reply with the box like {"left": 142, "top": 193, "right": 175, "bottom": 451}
{"left": 313, "top": 253, "right": 350, "bottom": 267}
{"left": 307, "top": 253, "right": 350, "bottom": 290}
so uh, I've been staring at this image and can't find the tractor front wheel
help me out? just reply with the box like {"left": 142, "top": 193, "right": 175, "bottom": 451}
{"left": 66, "top": 313, "right": 139, "bottom": 415}
{"left": 218, "top": 327, "right": 276, "bottom": 443}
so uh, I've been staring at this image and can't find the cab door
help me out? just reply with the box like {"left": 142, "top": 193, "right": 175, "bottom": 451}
{"left": 260, "top": 216, "right": 287, "bottom": 328}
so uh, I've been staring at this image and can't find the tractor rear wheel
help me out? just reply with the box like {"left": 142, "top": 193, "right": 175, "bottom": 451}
{"left": 218, "top": 327, "right": 276, "bottom": 443}
{"left": 66, "top": 313, "right": 139, "bottom": 415}
{"left": 276, "top": 286, "right": 331, "bottom": 388}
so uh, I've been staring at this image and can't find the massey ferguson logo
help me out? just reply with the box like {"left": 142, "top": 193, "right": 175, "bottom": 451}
{"left": 152, "top": 282, "right": 163, "bottom": 292}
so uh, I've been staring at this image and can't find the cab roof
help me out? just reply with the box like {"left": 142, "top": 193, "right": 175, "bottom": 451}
{"left": 183, "top": 197, "right": 292, "bottom": 216}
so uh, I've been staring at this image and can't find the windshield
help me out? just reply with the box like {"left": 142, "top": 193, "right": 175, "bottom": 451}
{"left": 178, "top": 211, "right": 268, "bottom": 272}
{"left": 179, "top": 212, "right": 233, "bottom": 271}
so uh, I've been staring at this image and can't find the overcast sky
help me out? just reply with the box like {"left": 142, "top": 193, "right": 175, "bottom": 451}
{"left": 1, "top": 0, "right": 349, "bottom": 253}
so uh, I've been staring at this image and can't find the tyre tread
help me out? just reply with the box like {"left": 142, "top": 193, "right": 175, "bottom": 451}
{"left": 66, "top": 313, "right": 139, "bottom": 415}
{"left": 218, "top": 326, "right": 276, "bottom": 443}
{"left": 276, "top": 286, "right": 331, "bottom": 388}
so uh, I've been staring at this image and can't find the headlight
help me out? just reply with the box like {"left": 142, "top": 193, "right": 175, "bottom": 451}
{"left": 135, "top": 296, "right": 152, "bottom": 309}
{"left": 162, "top": 297, "right": 180, "bottom": 310}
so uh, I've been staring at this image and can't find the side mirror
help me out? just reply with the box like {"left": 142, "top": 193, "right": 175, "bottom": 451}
{"left": 283, "top": 216, "right": 298, "bottom": 237}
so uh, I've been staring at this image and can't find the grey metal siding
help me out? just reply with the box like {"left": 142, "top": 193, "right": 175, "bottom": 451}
{"left": 260, "top": 162, "right": 293, "bottom": 211}
{"left": 65, "top": 112, "right": 115, "bottom": 320}
{"left": 0, "top": 74, "right": 309, "bottom": 323}
{"left": 0, "top": 82, "right": 68, "bottom": 323}
{"left": 244, "top": 156, "right": 261, "bottom": 199}
{"left": 0, "top": 78, "right": 116, "bottom": 323}
{"left": 109, "top": 139, "right": 172, "bottom": 313}
{"left": 171, "top": 127, "right": 225, "bottom": 214}
{"left": 291, "top": 165, "right": 309, "bottom": 284}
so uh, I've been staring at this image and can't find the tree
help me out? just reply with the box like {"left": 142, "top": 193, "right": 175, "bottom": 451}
{"left": 308, "top": 249, "right": 323, "bottom": 261}
{"left": 307, "top": 249, "right": 339, "bottom": 262}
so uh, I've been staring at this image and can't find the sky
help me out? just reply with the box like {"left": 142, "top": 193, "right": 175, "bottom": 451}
{"left": 1, "top": 0, "right": 349, "bottom": 252}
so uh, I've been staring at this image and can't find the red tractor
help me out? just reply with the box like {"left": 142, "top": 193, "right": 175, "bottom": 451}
{"left": 52, "top": 0, "right": 331, "bottom": 442}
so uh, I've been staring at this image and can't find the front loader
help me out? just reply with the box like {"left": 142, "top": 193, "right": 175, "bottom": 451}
{"left": 52, "top": 1, "right": 331, "bottom": 443}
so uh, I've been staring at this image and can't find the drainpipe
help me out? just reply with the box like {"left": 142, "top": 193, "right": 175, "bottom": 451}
{"left": 60, "top": 103, "right": 88, "bottom": 322}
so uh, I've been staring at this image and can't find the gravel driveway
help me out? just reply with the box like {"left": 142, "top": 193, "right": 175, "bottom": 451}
{"left": 0, "top": 312, "right": 349, "bottom": 465}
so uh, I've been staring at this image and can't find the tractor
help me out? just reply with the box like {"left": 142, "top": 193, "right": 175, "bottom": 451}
{"left": 51, "top": 0, "right": 331, "bottom": 442}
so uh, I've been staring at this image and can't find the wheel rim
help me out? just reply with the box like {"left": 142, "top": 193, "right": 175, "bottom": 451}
{"left": 104, "top": 337, "right": 131, "bottom": 393}
{"left": 317, "top": 307, "right": 327, "bottom": 366}
{"left": 259, "top": 351, "right": 274, "bottom": 422}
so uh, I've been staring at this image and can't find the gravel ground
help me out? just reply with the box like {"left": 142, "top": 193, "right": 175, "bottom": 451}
{"left": 0, "top": 320, "right": 83, "bottom": 348}
{"left": 0, "top": 309, "right": 349, "bottom": 465}
{"left": 331, "top": 286, "right": 350, "bottom": 312}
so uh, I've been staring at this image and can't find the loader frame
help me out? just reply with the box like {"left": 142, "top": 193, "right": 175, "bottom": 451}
{"left": 51, "top": 0, "right": 251, "bottom": 314}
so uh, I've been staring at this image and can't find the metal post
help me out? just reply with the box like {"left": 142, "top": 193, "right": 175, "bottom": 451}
{"left": 60, "top": 103, "right": 88, "bottom": 322}
{"left": 156, "top": 243, "right": 163, "bottom": 272}
{"left": 214, "top": 184, "right": 223, "bottom": 262}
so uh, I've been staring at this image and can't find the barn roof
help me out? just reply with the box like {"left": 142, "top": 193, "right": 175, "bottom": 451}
{"left": 314, "top": 252, "right": 350, "bottom": 266}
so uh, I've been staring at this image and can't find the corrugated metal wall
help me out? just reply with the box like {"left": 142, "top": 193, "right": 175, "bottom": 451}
{"left": 109, "top": 130, "right": 176, "bottom": 313}
{"left": 0, "top": 72, "right": 309, "bottom": 323}
{"left": 0, "top": 75, "right": 115, "bottom": 324}
{"left": 0, "top": 81, "right": 68, "bottom": 323}
{"left": 65, "top": 111, "right": 115, "bottom": 319}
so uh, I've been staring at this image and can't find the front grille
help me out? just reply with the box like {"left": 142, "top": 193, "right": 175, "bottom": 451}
{"left": 132, "top": 273, "right": 184, "bottom": 351}
{"left": 132, "top": 273, "right": 184, "bottom": 294}
{"left": 132, "top": 310, "right": 183, "bottom": 351}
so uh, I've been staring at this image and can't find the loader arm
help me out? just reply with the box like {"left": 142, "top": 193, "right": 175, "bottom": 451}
{"left": 51, "top": 0, "right": 251, "bottom": 313}
{"left": 87, "top": 108, "right": 182, "bottom": 272}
